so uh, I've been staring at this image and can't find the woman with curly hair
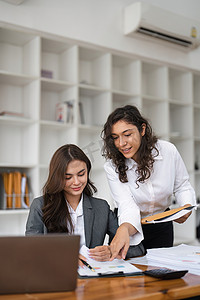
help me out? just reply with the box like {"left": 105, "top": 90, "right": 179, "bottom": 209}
{"left": 25, "top": 144, "right": 145, "bottom": 265}
{"left": 102, "top": 105, "right": 196, "bottom": 259}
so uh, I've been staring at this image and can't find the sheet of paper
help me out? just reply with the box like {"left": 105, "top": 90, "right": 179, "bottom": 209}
{"left": 128, "top": 244, "right": 200, "bottom": 276}
{"left": 78, "top": 245, "right": 141, "bottom": 277}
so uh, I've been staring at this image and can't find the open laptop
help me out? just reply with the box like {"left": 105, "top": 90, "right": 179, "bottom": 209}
{"left": 0, "top": 235, "right": 80, "bottom": 294}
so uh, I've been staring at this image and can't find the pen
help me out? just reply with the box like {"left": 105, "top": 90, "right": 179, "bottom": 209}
{"left": 79, "top": 258, "right": 95, "bottom": 272}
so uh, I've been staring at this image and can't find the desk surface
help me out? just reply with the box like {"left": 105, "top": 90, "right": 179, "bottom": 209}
{"left": 1, "top": 265, "right": 200, "bottom": 300}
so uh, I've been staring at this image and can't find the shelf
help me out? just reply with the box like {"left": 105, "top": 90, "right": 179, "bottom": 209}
{"left": 41, "top": 38, "right": 77, "bottom": 83}
{"left": 0, "top": 28, "right": 40, "bottom": 77}
{"left": 168, "top": 68, "right": 192, "bottom": 102}
{"left": 0, "top": 72, "right": 37, "bottom": 85}
{"left": 79, "top": 47, "right": 110, "bottom": 89}
{"left": 41, "top": 78, "right": 75, "bottom": 91}
{"left": 112, "top": 55, "right": 140, "bottom": 94}
{"left": 79, "top": 88, "right": 111, "bottom": 126}
{"left": 0, "top": 209, "right": 29, "bottom": 215}
{"left": 193, "top": 73, "right": 200, "bottom": 105}
{"left": 0, "top": 23, "right": 199, "bottom": 242}
{"left": 142, "top": 62, "right": 167, "bottom": 98}
{"left": 169, "top": 103, "right": 193, "bottom": 137}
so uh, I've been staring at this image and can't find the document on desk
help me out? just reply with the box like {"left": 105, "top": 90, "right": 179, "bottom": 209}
{"left": 128, "top": 244, "right": 200, "bottom": 276}
{"left": 78, "top": 245, "right": 142, "bottom": 278}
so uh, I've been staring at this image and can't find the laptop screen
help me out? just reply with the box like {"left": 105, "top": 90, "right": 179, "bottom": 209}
{"left": 0, "top": 235, "right": 80, "bottom": 294}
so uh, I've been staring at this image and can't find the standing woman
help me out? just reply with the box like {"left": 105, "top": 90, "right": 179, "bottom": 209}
{"left": 26, "top": 144, "right": 145, "bottom": 264}
{"left": 101, "top": 105, "right": 196, "bottom": 259}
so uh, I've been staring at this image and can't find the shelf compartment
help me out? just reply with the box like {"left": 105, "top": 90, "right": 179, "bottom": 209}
{"left": 0, "top": 123, "right": 38, "bottom": 166}
{"left": 112, "top": 55, "right": 140, "bottom": 94}
{"left": 78, "top": 127, "right": 104, "bottom": 170}
{"left": 0, "top": 212, "right": 29, "bottom": 236}
{"left": 79, "top": 47, "right": 110, "bottom": 89}
{"left": 91, "top": 169, "right": 113, "bottom": 207}
{"left": 168, "top": 68, "right": 192, "bottom": 102}
{"left": 194, "top": 141, "right": 200, "bottom": 173}
{"left": 169, "top": 103, "right": 193, "bottom": 138}
{"left": 170, "top": 138, "right": 194, "bottom": 172}
{"left": 41, "top": 81, "right": 77, "bottom": 122}
{"left": 0, "top": 77, "right": 40, "bottom": 120}
{"left": 0, "top": 27, "right": 40, "bottom": 76}
{"left": 194, "top": 107, "right": 200, "bottom": 139}
{"left": 142, "top": 62, "right": 167, "bottom": 98}
{"left": 79, "top": 87, "right": 111, "bottom": 126}
{"left": 142, "top": 97, "right": 168, "bottom": 137}
{"left": 193, "top": 73, "right": 200, "bottom": 105}
{"left": 39, "top": 125, "right": 78, "bottom": 165}
{"left": 41, "top": 38, "right": 77, "bottom": 83}
{"left": 112, "top": 93, "right": 141, "bottom": 111}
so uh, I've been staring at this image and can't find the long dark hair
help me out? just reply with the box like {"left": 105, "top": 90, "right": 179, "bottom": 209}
{"left": 101, "top": 105, "right": 158, "bottom": 185}
{"left": 42, "top": 144, "right": 97, "bottom": 233}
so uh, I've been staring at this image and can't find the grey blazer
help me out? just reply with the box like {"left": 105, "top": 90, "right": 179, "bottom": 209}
{"left": 25, "top": 194, "right": 146, "bottom": 258}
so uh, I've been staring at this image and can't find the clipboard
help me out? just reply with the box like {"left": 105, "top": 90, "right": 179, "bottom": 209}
{"left": 78, "top": 270, "right": 143, "bottom": 279}
{"left": 78, "top": 245, "right": 142, "bottom": 278}
{"left": 141, "top": 204, "right": 197, "bottom": 224}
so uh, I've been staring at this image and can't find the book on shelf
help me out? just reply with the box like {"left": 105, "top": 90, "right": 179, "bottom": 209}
{"left": 55, "top": 100, "right": 75, "bottom": 123}
{"left": 78, "top": 102, "right": 85, "bottom": 124}
{"left": 141, "top": 204, "right": 198, "bottom": 224}
{"left": 41, "top": 69, "right": 53, "bottom": 79}
{"left": 0, "top": 111, "right": 24, "bottom": 118}
{"left": 0, "top": 172, "right": 30, "bottom": 210}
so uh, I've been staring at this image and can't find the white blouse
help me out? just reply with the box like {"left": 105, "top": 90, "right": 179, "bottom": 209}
{"left": 104, "top": 140, "right": 196, "bottom": 245}
{"left": 67, "top": 195, "right": 85, "bottom": 248}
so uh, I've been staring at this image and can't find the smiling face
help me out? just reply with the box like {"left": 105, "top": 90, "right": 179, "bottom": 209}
{"left": 64, "top": 160, "right": 88, "bottom": 206}
{"left": 111, "top": 120, "right": 146, "bottom": 162}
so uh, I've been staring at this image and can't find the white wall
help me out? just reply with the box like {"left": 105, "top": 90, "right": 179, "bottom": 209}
{"left": 0, "top": 0, "right": 200, "bottom": 70}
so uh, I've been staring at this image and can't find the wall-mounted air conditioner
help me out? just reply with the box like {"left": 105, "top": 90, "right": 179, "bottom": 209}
{"left": 124, "top": 2, "right": 200, "bottom": 51}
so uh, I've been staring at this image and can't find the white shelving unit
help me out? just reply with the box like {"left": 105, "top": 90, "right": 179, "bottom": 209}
{"left": 0, "top": 23, "right": 199, "bottom": 244}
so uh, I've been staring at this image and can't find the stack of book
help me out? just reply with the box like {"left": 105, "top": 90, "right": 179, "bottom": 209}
{"left": 56, "top": 100, "right": 85, "bottom": 124}
{"left": 0, "top": 172, "right": 30, "bottom": 209}
{"left": 56, "top": 100, "right": 75, "bottom": 123}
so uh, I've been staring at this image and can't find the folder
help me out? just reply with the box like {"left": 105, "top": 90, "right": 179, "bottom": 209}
{"left": 13, "top": 171, "right": 21, "bottom": 208}
{"left": 141, "top": 204, "right": 198, "bottom": 224}
{"left": 0, "top": 174, "right": 6, "bottom": 209}
{"left": 21, "top": 173, "right": 30, "bottom": 208}
{"left": 2, "top": 172, "right": 13, "bottom": 208}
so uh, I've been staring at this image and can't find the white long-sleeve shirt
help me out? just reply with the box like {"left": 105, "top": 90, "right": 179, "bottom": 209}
{"left": 104, "top": 140, "right": 196, "bottom": 245}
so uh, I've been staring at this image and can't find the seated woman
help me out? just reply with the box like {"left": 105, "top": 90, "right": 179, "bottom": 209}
{"left": 25, "top": 144, "right": 145, "bottom": 265}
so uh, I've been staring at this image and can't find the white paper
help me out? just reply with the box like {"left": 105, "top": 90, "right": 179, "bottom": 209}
{"left": 128, "top": 244, "right": 200, "bottom": 276}
{"left": 78, "top": 245, "right": 141, "bottom": 277}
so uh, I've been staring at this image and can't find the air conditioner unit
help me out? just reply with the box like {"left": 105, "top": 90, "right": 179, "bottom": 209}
{"left": 124, "top": 2, "right": 200, "bottom": 51}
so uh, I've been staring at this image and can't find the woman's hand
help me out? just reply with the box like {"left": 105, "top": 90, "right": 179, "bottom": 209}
{"left": 174, "top": 204, "right": 192, "bottom": 224}
{"left": 89, "top": 245, "right": 111, "bottom": 261}
{"left": 109, "top": 223, "right": 137, "bottom": 261}
{"left": 174, "top": 211, "right": 192, "bottom": 223}
{"left": 78, "top": 254, "right": 87, "bottom": 268}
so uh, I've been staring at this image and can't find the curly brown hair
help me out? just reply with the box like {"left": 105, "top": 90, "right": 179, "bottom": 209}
{"left": 42, "top": 144, "right": 97, "bottom": 233}
{"left": 101, "top": 105, "right": 158, "bottom": 185}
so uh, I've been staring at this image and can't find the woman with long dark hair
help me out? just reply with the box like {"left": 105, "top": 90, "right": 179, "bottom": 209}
{"left": 26, "top": 144, "right": 145, "bottom": 264}
{"left": 102, "top": 105, "right": 196, "bottom": 259}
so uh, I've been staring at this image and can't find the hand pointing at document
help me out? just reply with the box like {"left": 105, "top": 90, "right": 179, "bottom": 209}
{"left": 109, "top": 223, "right": 137, "bottom": 260}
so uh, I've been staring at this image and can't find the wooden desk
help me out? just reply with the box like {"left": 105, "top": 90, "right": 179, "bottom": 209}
{"left": 1, "top": 265, "right": 200, "bottom": 300}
